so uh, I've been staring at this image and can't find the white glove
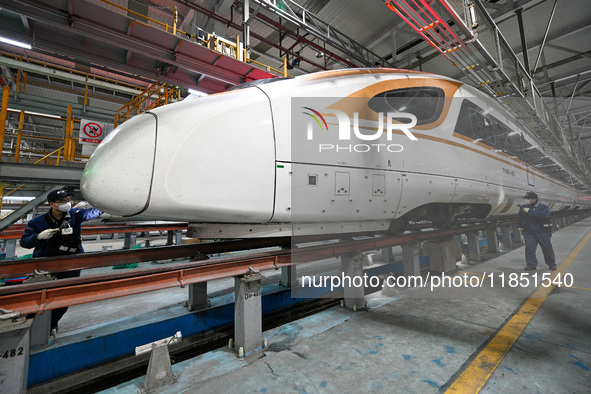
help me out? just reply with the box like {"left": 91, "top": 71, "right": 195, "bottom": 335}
{"left": 38, "top": 228, "right": 59, "bottom": 240}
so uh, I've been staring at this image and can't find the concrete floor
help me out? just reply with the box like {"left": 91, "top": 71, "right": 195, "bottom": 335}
{"left": 88, "top": 217, "right": 591, "bottom": 394}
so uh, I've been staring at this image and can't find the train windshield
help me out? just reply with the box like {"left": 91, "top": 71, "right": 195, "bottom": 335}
{"left": 367, "top": 86, "right": 445, "bottom": 125}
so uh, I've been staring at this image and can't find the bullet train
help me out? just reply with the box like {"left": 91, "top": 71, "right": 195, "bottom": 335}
{"left": 80, "top": 68, "right": 590, "bottom": 238}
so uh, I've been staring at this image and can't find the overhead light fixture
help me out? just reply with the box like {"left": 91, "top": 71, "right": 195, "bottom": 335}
{"left": 468, "top": 3, "right": 478, "bottom": 29}
{"left": 8, "top": 108, "right": 62, "bottom": 119}
{"left": 0, "top": 36, "right": 31, "bottom": 49}
{"left": 188, "top": 88, "right": 208, "bottom": 97}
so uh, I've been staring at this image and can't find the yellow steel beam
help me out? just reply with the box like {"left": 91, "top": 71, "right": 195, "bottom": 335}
{"left": 0, "top": 85, "right": 10, "bottom": 162}
{"left": 14, "top": 110, "right": 24, "bottom": 163}
{"left": 15, "top": 69, "right": 21, "bottom": 93}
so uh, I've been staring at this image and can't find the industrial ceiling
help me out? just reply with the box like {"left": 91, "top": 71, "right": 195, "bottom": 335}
{"left": 0, "top": 0, "right": 589, "bottom": 188}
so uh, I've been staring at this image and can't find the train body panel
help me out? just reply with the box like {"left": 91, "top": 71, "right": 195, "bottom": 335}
{"left": 147, "top": 88, "right": 276, "bottom": 223}
{"left": 82, "top": 113, "right": 157, "bottom": 216}
{"left": 80, "top": 69, "right": 590, "bottom": 237}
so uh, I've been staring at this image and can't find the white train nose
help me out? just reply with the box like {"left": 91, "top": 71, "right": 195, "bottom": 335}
{"left": 81, "top": 113, "right": 157, "bottom": 216}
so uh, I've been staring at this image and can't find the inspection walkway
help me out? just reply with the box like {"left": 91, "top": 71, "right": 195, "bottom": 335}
{"left": 102, "top": 218, "right": 591, "bottom": 393}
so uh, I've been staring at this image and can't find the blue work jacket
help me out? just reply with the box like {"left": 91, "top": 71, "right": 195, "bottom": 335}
{"left": 20, "top": 207, "right": 103, "bottom": 257}
{"left": 517, "top": 202, "right": 552, "bottom": 233}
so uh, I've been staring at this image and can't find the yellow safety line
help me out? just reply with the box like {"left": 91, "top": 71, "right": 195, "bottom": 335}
{"left": 457, "top": 271, "right": 485, "bottom": 279}
{"left": 446, "top": 229, "right": 591, "bottom": 393}
{"left": 568, "top": 285, "right": 591, "bottom": 292}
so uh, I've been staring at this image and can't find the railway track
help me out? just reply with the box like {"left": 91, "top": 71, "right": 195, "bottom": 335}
{"left": 1, "top": 210, "right": 589, "bottom": 314}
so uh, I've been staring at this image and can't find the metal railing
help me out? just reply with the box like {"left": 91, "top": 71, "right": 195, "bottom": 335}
{"left": 0, "top": 92, "right": 86, "bottom": 165}
{"left": 114, "top": 83, "right": 181, "bottom": 127}
{"left": 99, "top": 0, "right": 290, "bottom": 81}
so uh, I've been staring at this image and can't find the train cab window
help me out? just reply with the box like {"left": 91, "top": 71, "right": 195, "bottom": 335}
{"left": 367, "top": 87, "right": 445, "bottom": 126}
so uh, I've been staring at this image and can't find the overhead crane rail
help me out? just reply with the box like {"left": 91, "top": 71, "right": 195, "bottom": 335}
{"left": 384, "top": 0, "right": 591, "bottom": 189}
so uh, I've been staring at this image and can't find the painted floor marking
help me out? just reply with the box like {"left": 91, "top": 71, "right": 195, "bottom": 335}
{"left": 446, "top": 229, "right": 591, "bottom": 393}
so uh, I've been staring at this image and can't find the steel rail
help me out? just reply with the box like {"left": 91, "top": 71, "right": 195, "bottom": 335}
{"left": 0, "top": 236, "right": 291, "bottom": 280}
{"left": 0, "top": 220, "right": 518, "bottom": 314}
{"left": 0, "top": 224, "right": 188, "bottom": 239}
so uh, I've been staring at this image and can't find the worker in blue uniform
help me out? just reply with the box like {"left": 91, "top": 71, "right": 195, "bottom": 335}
{"left": 517, "top": 191, "right": 556, "bottom": 271}
{"left": 20, "top": 189, "right": 103, "bottom": 336}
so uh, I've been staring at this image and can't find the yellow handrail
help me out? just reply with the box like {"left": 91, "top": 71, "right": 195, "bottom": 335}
{"left": 0, "top": 52, "right": 149, "bottom": 92}
{"left": 117, "top": 82, "right": 160, "bottom": 118}
{"left": 33, "top": 146, "right": 64, "bottom": 165}
{"left": 4, "top": 184, "right": 25, "bottom": 198}
{"left": 4, "top": 147, "right": 64, "bottom": 201}
{"left": 116, "top": 83, "right": 181, "bottom": 126}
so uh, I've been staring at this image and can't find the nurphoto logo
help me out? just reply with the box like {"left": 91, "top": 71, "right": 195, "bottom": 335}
{"left": 302, "top": 107, "right": 419, "bottom": 153}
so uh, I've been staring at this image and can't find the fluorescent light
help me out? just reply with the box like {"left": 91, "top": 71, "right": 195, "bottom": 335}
{"left": 0, "top": 36, "right": 31, "bottom": 49}
{"left": 8, "top": 108, "right": 62, "bottom": 119}
{"left": 188, "top": 88, "right": 208, "bottom": 97}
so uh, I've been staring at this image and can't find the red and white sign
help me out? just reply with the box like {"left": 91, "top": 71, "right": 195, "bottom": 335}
{"left": 80, "top": 120, "right": 109, "bottom": 145}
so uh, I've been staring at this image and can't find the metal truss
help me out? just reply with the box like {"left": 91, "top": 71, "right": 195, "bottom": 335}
{"left": 385, "top": 0, "right": 591, "bottom": 189}
{"left": 249, "top": 0, "right": 396, "bottom": 68}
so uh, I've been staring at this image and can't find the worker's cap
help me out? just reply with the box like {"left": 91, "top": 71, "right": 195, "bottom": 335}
{"left": 47, "top": 190, "right": 72, "bottom": 203}
{"left": 523, "top": 191, "right": 538, "bottom": 199}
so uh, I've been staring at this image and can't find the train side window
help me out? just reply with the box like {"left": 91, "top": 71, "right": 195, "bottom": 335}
{"left": 456, "top": 100, "right": 571, "bottom": 184}
{"left": 456, "top": 100, "right": 510, "bottom": 153}
{"left": 368, "top": 87, "right": 445, "bottom": 126}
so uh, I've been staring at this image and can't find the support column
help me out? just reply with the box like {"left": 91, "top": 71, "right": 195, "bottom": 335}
{"left": 280, "top": 265, "right": 297, "bottom": 287}
{"left": 4, "top": 239, "right": 16, "bottom": 259}
{"left": 280, "top": 244, "right": 296, "bottom": 287}
{"left": 401, "top": 242, "right": 421, "bottom": 277}
{"left": 123, "top": 232, "right": 137, "bottom": 249}
{"left": 512, "top": 225, "right": 524, "bottom": 244}
{"left": 467, "top": 232, "right": 481, "bottom": 262}
{"left": 501, "top": 226, "right": 512, "bottom": 249}
{"left": 0, "top": 314, "right": 33, "bottom": 394}
{"left": 186, "top": 282, "right": 208, "bottom": 311}
{"left": 424, "top": 238, "right": 461, "bottom": 274}
{"left": 234, "top": 271, "right": 264, "bottom": 356}
{"left": 341, "top": 253, "right": 365, "bottom": 311}
{"left": 486, "top": 229, "right": 499, "bottom": 254}
{"left": 0, "top": 85, "right": 10, "bottom": 160}
{"left": 166, "top": 230, "right": 174, "bottom": 245}
{"left": 381, "top": 247, "right": 394, "bottom": 263}
{"left": 29, "top": 312, "right": 52, "bottom": 347}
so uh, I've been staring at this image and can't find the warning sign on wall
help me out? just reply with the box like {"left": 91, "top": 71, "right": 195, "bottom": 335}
{"left": 80, "top": 120, "right": 112, "bottom": 145}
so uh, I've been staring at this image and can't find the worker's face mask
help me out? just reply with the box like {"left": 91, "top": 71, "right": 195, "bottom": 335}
{"left": 56, "top": 202, "right": 71, "bottom": 212}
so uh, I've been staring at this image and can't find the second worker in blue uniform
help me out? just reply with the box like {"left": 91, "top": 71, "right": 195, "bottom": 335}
{"left": 517, "top": 191, "right": 556, "bottom": 271}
